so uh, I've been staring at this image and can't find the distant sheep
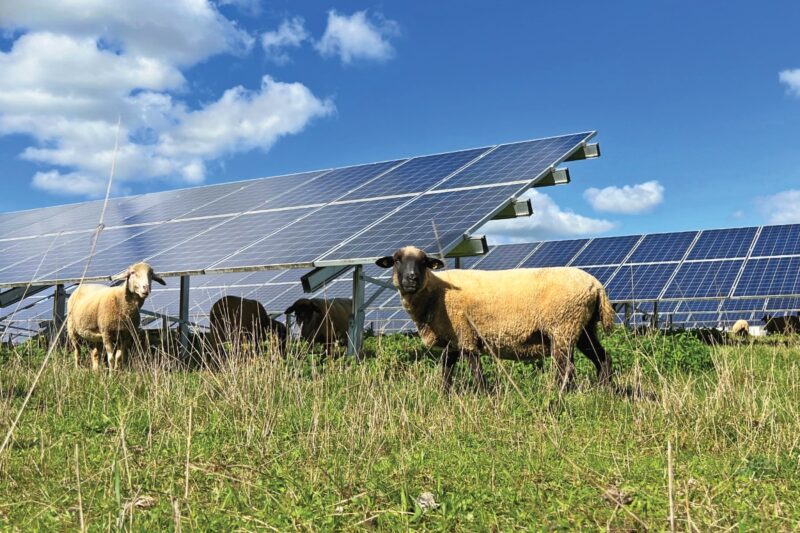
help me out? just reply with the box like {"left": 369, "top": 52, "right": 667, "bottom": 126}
{"left": 376, "top": 246, "right": 615, "bottom": 392}
{"left": 209, "top": 295, "right": 287, "bottom": 359}
{"left": 691, "top": 327, "right": 725, "bottom": 345}
{"left": 285, "top": 298, "right": 351, "bottom": 350}
{"left": 730, "top": 319, "right": 750, "bottom": 337}
{"left": 67, "top": 262, "right": 165, "bottom": 370}
{"left": 762, "top": 314, "right": 800, "bottom": 335}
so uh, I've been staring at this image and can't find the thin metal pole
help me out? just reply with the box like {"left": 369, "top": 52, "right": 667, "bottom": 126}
{"left": 347, "top": 265, "right": 365, "bottom": 357}
{"left": 179, "top": 275, "right": 190, "bottom": 359}
{"left": 51, "top": 284, "right": 66, "bottom": 348}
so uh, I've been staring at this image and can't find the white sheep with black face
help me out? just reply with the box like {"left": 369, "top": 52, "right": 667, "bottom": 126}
{"left": 376, "top": 246, "right": 615, "bottom": 392}
{"left": 67, "top": 262, "right": 165, "bottom": 370}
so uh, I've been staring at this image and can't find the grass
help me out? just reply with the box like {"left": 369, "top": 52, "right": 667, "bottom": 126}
{"left": 0, "top": 331, "right": 799, "bottom": 530}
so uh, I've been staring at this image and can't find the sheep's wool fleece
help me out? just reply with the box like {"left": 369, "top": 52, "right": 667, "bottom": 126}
{"left": 731, "top": 319, "right": 749, "bottom": 335}
{"left": 401, "top": 267, "right": 611, "bottom": 358}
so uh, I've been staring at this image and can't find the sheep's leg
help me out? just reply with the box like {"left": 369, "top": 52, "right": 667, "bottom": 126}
{"left": 89, "top": 345, "right": 101, "bottom": 371}
{"left": 577, "top": 328, "right": 612, "bottom": 385}
{"left": 552, "top": 343, "right": 575, "bottom": 393}
{"left": 466, "top": 352, "right": 487, "bottom": 391}
{"left": 68, "top": 329, "right": 81, "bottom": 369}
{"left": 114, "top": 343, "right": 127, "bottom": 370}
{"left": 103, "top": 335, "right": 116, "bottom": 371}
{"left": 442, "top": 349, "right": 461, "bottom": 393}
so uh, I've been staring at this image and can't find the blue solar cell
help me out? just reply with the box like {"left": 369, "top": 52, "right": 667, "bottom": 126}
{"left": 118, "top": 182, "right": 248, "bottom": 226}
{"left": 0, "top": 203, "right": 96, "bottom": 239}
{"left": 764, "top": 297, "right": 800, "bottom": 311}
{"left": 721, "top": 298, "right": 765, "bottom": 312}
{"left": 434, "top": 133, "right": 592, "bottom": 190}
{"left": 662, "top": 260, "right": 744, "bottom": 299}
{"left": 571, "top": 235, "right": 641, "bottom": 266}
{"left": 344, "top": 148, "right": 489, "bottom": 199}
{"left": 321, "top": 185, "right": 522, "bottom": 262}
{"left": 145, "top": 209, "right": 315, "bottom": 274}
{"left": 734, "top": 257, "right": 800, "bottom": 297}
{"left": 215, "top": 199, "right": 407, "bottom": 269}
{"left": 627, "top": 231, "right": 698, "bottom": 263}
{"left": 474, "top": 242, "right": 538, "bottom": 270}
{"left": 460, "top": 253, "right": 487, "bottom": 269}
{"left": 0, "top": 232, "right": 94, "bottom": 281}
{"left": 38, "top": 218, "right": 236, "bottom": 283}
{"left": 520, "top": 239, "right": 588, "bottom": 268}
{"left": 266, "top": 160, "right": 406, "bottom": 208}
{"left": 578, "top": 266, "right": 619, "bottom": 286}
{"left": 183, "top": 171, "right": 328, "bottom": 219}
{"left": 751, "top": 224, "right": 800, "bottom": 257}
{"left": 687, "top": 227, "right": 757, "bottom": 260}
{"left": 605, "top": 263, "right": 679, "bottom": 301}
{"left": 681, "top": 300, "right": 723, "bottom": 312}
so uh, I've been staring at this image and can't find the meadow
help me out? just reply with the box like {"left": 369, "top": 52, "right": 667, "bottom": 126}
{"left": 0, "top": 330, "right": 798, "bottom": 530}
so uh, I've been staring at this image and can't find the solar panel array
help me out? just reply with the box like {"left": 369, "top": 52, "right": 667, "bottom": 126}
{"left": 4, "top": 223, "right": 800, "bottom": 340}
{"left": 0, "top": 132, "right": 595, "bottom": 288}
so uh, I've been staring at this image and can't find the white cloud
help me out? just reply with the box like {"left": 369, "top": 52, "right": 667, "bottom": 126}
{"left": 0, "top": 1, "right": 334, "bottom": 197}
{"left": 756, "top": 190, "right": 800, "bottom": 224}
{"left": 261, "top": 17, "right": 309, "bottom": 64}
{"left": 480, "top": 189, "right": 616, "bottom": 244}
{"left": 315, "top": 10, "right": 399, "bottom": 64}
{"left": 583, "top": 180, "right": 664, "bottom": 214}
{"left": 0, "top": 0, "right": 253, "bottom": 66}
{"left": 779, "top": 69, "right": 800, "bottom": 97}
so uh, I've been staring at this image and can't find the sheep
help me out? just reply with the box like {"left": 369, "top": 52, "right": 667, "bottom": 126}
{"left": 376, "top": 246, "right": 615, "bottom": 392}
{"left": 284, "top": 298, "right": 351, "bottom": 351}
{"left": 67, "top": 262, "right": 165, "bottom": 370}
{"left": 730, "top": 319, "right": 750, "bottom": 337}
{"left": 209, "top": 295, "right": 287, "bottom": 361}
{"left": 762, "top": 314, "right": 800, "bottom": 335}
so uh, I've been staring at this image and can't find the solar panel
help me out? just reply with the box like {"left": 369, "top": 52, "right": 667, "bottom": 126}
{"left": 687, "top": 227, "right": 757, "bottom": 260}
{"left": 571, "top": 235, "right": 641, "bottom": 266}
{"left": 662, "top": 260, "right": 743, "bottom": 299}
{"left": 343, "top": 148, "right": 489, "bottom": 199}
{"left": 520, "top": 239, "right": 588, "bottom": 267}
{"left": 474, "top": 242, "right": 538, "bottom": 270}
{"left": 764, "top": 297, "right": 800, "bottom": 312}
{"left": 627, "top": 231, "right": 697, "bottom": 263}
{"left": 578, "top": 266, "right": 619, "bottom": 286}
{"left": 751, "top": 224, "right": 800, "bottom": 257}
{"left": 434, "top": 133, "right": 593, "bottom": 190}
{"left": 605, "top": 263, "right": 679, "bottom": 301}
{"left": 721, "top": 298, "right": 766, "bottom": 312}
{"left": 319, "top": 185, "right": 522, "bottom": 263}
{"left": 733, "top": 257, "right": 800, "bottom": 297}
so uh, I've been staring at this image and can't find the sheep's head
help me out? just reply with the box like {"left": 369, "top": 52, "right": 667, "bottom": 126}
{"left": 285, "top": 299, "right": 324, "bottom": 338}
{"left": 113, "top": 262, "right": 166, "bottom": 300}
{"left": 376, "top": 246, "right": 444, "bottom": 295}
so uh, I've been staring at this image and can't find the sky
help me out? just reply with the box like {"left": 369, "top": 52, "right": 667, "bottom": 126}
{"left": 1, "top": 1, "right": 800, "bottom": 245}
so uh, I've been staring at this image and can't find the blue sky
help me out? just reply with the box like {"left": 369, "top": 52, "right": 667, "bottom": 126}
{"left": 1, "top": 1, "right": 799, "bottom": 243}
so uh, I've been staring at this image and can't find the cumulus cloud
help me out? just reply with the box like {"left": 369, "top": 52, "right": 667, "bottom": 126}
{"left": 583, "top": 180, "right": 664, "bottom": 214}
{"left": 480, "top": 190, "right": 615, "bottom": 244}
{"left": 0, "top": 1, "right": 334, "bottom": 197}
{"left": 315, "top": 10, "right": 399, "bottom": 64}
{"left": 756, "top": 190, "right": 800, "bottom": 224}
{"left": 261, "top": 17, "right": 309, "bottom": 64}
{"left": 779, "top": 69, "right": 800, "bottom": 97}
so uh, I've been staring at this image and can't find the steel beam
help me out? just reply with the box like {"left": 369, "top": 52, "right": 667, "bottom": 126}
{"left": 179, "top": 275, "right": 190, "bottom": 358}
{"left": 492, "top": 198, "right": 533, "bottom": 220}
{"left": 346, "top": 265, "right": 365, "bottom": 357}
{"left": 301, "top": 264, "right": 354, "bottom": 293}
{"left": 0, "top": 285, "right": 51, "bottom": 308}
{"left": 565, "top": 142, "right": 601, "bottom": 161}
{"left": 50, "top": 284, "right": 67, "bottom": 348}
{"left": 535, "top": 167, "right": 571, "bottom": 187}
{"left": 446, "top": 235, "right": 488, "bottom": 258}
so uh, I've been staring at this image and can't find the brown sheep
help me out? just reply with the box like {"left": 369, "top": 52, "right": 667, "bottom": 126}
{"left": 209, "top": 295, "right": 287, "bottom": 360}
{"left": 67, "top": 262, "right": 165, "bottom": 370}
{"left": 376, "top": 246, "right": 614, "bottom": 392}
{"left": 284, "top": 298, "right": 351, "bottom": 351}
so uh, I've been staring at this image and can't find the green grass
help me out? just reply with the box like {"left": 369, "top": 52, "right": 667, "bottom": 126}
{"left": 0, "top": 331, "right": 799, "bottom": 530}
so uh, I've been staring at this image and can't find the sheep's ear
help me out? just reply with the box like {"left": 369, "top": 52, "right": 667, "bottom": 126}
{"left": 111, "top": 269, "right": 132, "bottom": 281}
{"left": 375, "top": 256, "right": 394, "bottom": 268}
{"left": 285, "top": 304, "right": 297, "bottom": 315}
{"left": 425, "top": 257, "right": 445, "bottom": 270}
{"left": 152, "top": 274, "right": 166, "bottom": 286}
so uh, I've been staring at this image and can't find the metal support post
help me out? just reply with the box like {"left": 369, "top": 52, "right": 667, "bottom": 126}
{"left": 51, "top": 284, "right": 67, "bottom": 347}
{"left": 347, "top": 265, "right": 365, "bottom": 357}
{"left": 651, "top": 300, "right": 659, "bottom": 330}
{"left": 454, "top": 257, "right": 462, "bottom": 269}
{"left": 624, "top": 302, "right": 632, "bottom": 328}
{"left": 179, "top": 275, "right": 190, "bottom": 359}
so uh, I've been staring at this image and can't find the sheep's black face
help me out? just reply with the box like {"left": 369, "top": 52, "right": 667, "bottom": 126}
{"left": 376, "top": 246, "right": 444, "bottom": 295}
{"left": 285, "top": 299, "right": 320, "bottom": 332}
